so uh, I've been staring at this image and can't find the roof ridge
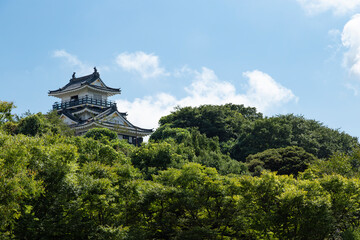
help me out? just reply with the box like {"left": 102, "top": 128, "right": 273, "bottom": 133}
{"left": 48, "top": 70, "right": 120, "bottom": 95}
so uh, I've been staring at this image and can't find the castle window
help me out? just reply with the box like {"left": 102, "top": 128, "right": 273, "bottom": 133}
{"left": 70, "top": 95, "right": 78, "bottom": 101}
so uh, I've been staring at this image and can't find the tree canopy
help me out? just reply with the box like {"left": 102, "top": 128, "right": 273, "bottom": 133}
{"left": 1, "top": 101, "right": 360, "bottom": 239}
{"left": 0, "top": 101, "right": 16, "bottom": 124}
{"left": 246, "top": 146, "right": 318, "bottom": 176}
{"left": 156, "top": 105, "right": 358, "bottom": 161}
{"left": 231, "top": 114, "right": 358, "bottom": 161}
{"left": 158, "top": 104, "right": 262, "bottom": 142}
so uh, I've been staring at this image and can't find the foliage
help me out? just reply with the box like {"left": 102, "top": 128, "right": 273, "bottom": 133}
{"left": 150, "top": 125, "right": 247, "bottom": 175}
{"left": 1, "top": 127, "right": 360, "bottom": 239}
{"left": 131, "top": 141, "right": 188, "bottom": 179}
{"left": 1, "top": 132, "right": 139, "bottom": 239}
{"left": 1, "top": 101, "right": 360, "bottom": 239}
{"left": 43, "top": 110, "right": 74, "bottom": 136}
{"left": 158, "top": 104, "right": 262, "bottom": 142}
{"left": 124, "top": 165, "right": 360, "bottom": 239}
{"left": 84, "top": 127, "right": 118, "bottom": 143}
{"left": 0, "top": 101, "right": 16, "bottom": 124}
{"left": 2, "top": 110, "right": 73, "bottom": 137}
{"left": 231, "top": 114, "right": 358, "bottom": 161}
{"left": 16, "top": 114, "right": 43, "bottom": 136}
{"left": 341, "top": 227, "right": 360, "bottom": 240}
{"left": 111, "top": 139, "right": 136, "bottom": 157}
{"left": 306, "top": 148, "right": 360, "bottom": 178}
{"left": 156, "top": 105, "right": 358, "bottom": 161}
{"left": 150, "top": 124, "right": 192, "bottom": 143}
{"left": 1, "top": 121, "right": 18, "bottom": 135}
{"left": 246, "top": 146, "right": 318, "bottom": 176}
{"left": 0, "top": 132, "right": 43, "bottom": 238}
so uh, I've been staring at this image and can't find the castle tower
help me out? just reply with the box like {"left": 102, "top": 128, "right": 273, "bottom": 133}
{"left": 48, "top": 68, "right": 152, "bottom": 145}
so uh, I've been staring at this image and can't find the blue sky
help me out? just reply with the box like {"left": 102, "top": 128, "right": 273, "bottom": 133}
{"left": 1, "top": 0, "right": 360, "bottom": 138}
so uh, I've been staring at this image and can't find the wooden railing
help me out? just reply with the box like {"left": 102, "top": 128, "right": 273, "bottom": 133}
{"left": 52, "top": 96, "right": 116, "bottom": 110}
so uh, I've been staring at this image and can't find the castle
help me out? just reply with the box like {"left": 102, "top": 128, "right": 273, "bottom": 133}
{"left": 48, "top": 68, "right": 152, "bottom": 145}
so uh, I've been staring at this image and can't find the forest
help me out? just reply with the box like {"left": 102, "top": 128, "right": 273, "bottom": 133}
{"left": 1, "top": 100, "right": 360, "bottom": 239}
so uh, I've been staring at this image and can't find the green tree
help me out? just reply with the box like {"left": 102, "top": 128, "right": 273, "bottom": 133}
{"left": 151, "top": 126, "right": 248, "bottom": 175}
{"left": 0, "top": 101, "right": 16, "bottom": 124}
{"left": 131, "top": 141, "right": 188, "bottom": 179}
{"left": 1, "top": 121, "right": 18, "bottom": 135}
{"left": 246, "top": 146, "right": 318, "bottom": 176}
{"left": 84, "top": 127, "right": 118, "bottom": 143}
{"left": 14, "top": 138, "right": 84, "bottom": 239}
{"left": 320, "top": 175, "right": 360, "bottom": 236}
{"left": 127, "top": 163, "right": 244, "bottom": 239}
{"left": 158, "top": 104, "right": 262, "bottom": 142}
{"left": 0, "top": 132, "right": 43, "bottom": 238}
{"left": 43, "top": 110, "right": 74, "bottom": 136}
{"left": 231, "top": 114, "right": 358, "bottom": 161}
{"left": 16, "top": 114, "right": 43, "bottom": 136}
{"left": 234, "top": 172, "right": 333, "bottom": 239}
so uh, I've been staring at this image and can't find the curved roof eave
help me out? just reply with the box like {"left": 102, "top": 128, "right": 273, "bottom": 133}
{"left": 48, "top": 84, "right": 121, "bottom": 97}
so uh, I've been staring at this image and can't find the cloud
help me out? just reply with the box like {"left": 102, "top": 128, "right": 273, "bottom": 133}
{"left": 53, "top": 50, "right": 93, "bottom": 75}
{"left": 116, "top": 51, "right": 168, "bottom": 79}
{"left": 241, "top": 70, "right": 299, "bottom": 111}
{"left": 117, "top": 93, "right": 177, "bottom": 129}
{"left": 342, "top": 14, "right": 360, "bottom": 78}
{"left": 297, "top": 0, "right": 360, "bottom": 15}
{"left": 116, "top": 68, "right": 298, "bottom": 129}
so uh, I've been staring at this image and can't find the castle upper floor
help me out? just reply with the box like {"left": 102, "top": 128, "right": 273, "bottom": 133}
{"left": 48, "top": 67, "right": 120, "bottom": 103}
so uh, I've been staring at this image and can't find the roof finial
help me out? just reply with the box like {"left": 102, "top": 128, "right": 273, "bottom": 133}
{"left": 72, "top": 72, "right": 76, "bottom": 79}
{"left": 94, "top": 67, "right": 97, "bottom": 73}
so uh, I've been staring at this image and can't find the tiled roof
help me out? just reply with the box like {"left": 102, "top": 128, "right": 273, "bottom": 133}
{"left": 48, "top": 70, "right": 120, "bottom": 95}
{"left": 98, "top": 106, "right": 152, "bottom": 132}
{"left": 69, "top": 106, "right": 106, "bottom": 115}
{"left": 60, "top": 109, "right": 82, "bottom": 122}
{"left": 65, "top": 105, "right": 152, "bottom": 133}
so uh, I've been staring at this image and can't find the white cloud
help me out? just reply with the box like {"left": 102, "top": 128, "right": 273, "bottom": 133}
{"left": 116, "top": 51, "right": 168, "bottom": 79}
{"left": 241, "top": 70, "right": 299, "bottom": 111}
{"left": 116, "top": 68, "right": 298, "bottom": 129}
{"left": 117, "top": 93, "right": 177, "bottom": 129}
{"left": 342, "top": 14, "right": 360, "bottom": 78}
{"left": 53, "top": 50, "right": 93, "bottom": 75}
{"left": 297, "top": 0, "right": 360, "bottom": 15}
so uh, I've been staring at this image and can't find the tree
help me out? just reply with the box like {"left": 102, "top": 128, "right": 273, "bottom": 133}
{"left": 231, "top": 114, "right": 358, "bottom": 161}
{"left": 43, "top": 110, "right": 74, "bottom": 136}
{"left": 84, "top": 128, "right": 118, "bottom": 143}
{"left": 0, "top": 101, "right": 16, "bottom": 124}
{"left": 131, "top": 141, "right": 188, "bottom": 179}
{"left": 0, "top": 132, "right": 43, "bottom": 238}
{"left": 158, "top": 104, "right": 262, "bottom": 142}
{"left": 127, "top": 163, "right": 244, "bottom": 239}
{"left": 246, "top": 146, "right": 318, "bottom": 176}
{"left": 151, "top": 126, "right": 248, "bottom": 175}
{"left": 305, "top": 147, "right": 360, "bottom": 180}
{"left": 16, "top": 114, "right": 43, "bottom": 136}
{"left": 319, "top": 175, "right": 360, "bottom": 236}
{"left": 150, "top": 124, "right": 192, "bottom": 144}
{"left": 232, "top": 172, "right": 333, "bottom": 239}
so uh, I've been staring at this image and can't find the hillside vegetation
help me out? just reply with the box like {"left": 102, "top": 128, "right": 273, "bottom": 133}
{"left": 1, "top": 100, "right": 360, "bottom": 239}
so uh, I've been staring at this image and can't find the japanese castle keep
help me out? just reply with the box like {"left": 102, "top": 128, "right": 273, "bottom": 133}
{"left": 49, "top": 68, "right": 152, "bottom": 145}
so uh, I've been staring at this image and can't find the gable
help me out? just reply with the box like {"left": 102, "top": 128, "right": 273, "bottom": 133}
{"left": 60, "top": 114, "right": 77, "bottom": 125}
{"left": 100, "top": 111, "right": 132, "bottom": 127}
{"left": 91, "top": 79, "right": 105, "bottom": 87}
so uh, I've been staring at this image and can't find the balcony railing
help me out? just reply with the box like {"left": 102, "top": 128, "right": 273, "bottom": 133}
{"left": 52, "top": 96, "right": 116, "bottom": 110}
